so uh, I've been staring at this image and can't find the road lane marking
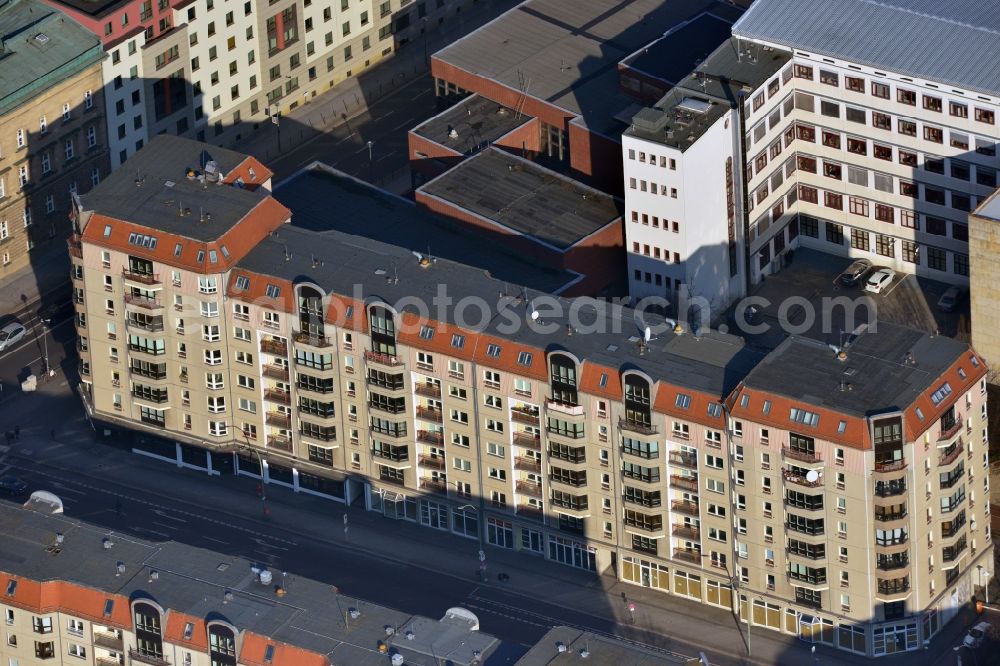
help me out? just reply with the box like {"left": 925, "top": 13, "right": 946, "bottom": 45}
{"left": 153, "top": 509, "right": 188, "bottom": 523}
{"left": 133, "top": 527, "right": 170, "bottom": 539}
{"left": 151, "top": 521, "right": 178, "bottom": 531}
{"left": 203, "top": 536, "right": 229, "bottom": 545}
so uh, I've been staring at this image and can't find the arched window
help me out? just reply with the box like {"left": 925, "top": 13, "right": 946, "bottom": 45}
{"left": 298, "top": 285, "right": 324, "bottom": 339}
{"left": 549, "top": 354, "right": 578, "bottom": 404}
{"left": 368, "top": 305, "right": 396, "bottom": 355}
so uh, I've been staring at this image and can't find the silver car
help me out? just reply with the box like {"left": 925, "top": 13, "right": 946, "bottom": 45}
{"left": 0, "top": 322, "right": 26, "bottom": 351}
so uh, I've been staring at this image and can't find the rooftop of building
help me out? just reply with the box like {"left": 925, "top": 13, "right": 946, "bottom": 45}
{"left": 417, "top": 147, "right": 623, "bottom": 251}
{"left": 411, "top": 94, "right": 532, "bottom": 154}
{"left": 272, "top": 165, "right": 577, "bottom": 294}
{"left": 622, "top": 12, "right": 736, "bottom": 84}
{"left": 236, "top": 222, "right": 761, "bottom": 398}
{"left": 0, "top": 502, "right": 502, "bottom": 666}
{"left": 732, "top": 0, "right": 1000, "bottom": 99}
{"left": 80, "top": 135, "right": 273, "bottom": 243}
{"left": 0, "top": 0, "right": 102, "bottom": 113}
{"left": 625, "top": 37, "right": 789, "bottom": 150}
{"left": 742, "top": 322, "right": 971, "bottom": 418}
{"left": 973, "top": 187, "right": 1000, "bottom": 223}
{"left": 516, "top": 627, "right": 686, "bottom": 665}
{"left": 48, "top": 0, "right": 134, "bottom": 17}
{"left": 432, "top": 0, "right": 742, "bottom": 136}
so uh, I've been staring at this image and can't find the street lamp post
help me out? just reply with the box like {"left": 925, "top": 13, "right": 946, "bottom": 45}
{"left": 272, "top": 113, "right": 281, "bottom": 153}
{"left": 731, "top": 575, "right": 751, "bottom": 658}
{"left": 238, "top": 432, "right": 267, "bottom": 514}
{"left": 366, "top": 140, "right": 374, "bottom": 182}
{"left": 977, "top": 565, "right": 990, "bottom": 605}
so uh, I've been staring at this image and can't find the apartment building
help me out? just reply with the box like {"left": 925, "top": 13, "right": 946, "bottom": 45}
{"left": 426, "top": 0, "right": 744, "bottom": 194}
{"left": 73, "top": 137, "right": 990, "bottom": 658}
{"left": 623, "top": 0, "right": 1000, "bottom": 305}
{"left": 45, "top": 0, "right": 474, "bottom": 169}
{"left": 0, "top": 502, "right": 501, "bottom": 666}
{"left": 0, "top": 0, "right": 109, "bottom": 277}
{"left": 969, "top": 190, "right": 1000, "bottom": 373}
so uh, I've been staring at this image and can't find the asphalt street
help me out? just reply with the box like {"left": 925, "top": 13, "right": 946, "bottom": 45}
{"left": 0, "top": 450, "right": 677, "bottom": 658}
{"left": 0, "top": 296, "right": 74, "bottom": 394}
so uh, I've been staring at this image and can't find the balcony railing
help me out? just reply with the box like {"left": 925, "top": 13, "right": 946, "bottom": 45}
{"left": 876, "top": 580, "right": 910, "bottom": 596}
{"left": 782, "top": 447, "right": 822, "bottom": 464}
{"left": 262, "top": 365, "right": 290, "bottom": 381}
{"left": 365, "top": 350, "right": 404, "bottom": 367}
{"left": 511, "top": 408, "right": 540, "bottom": 425}
{"left": 781, "top": 468, "right": 822, "bottom": 488}
{"left": 939, "top": 442, "right": 963, "bottom": 467}
{"left": 418, "top": 454, "right": 446, "bottom": 470}
{"left": 517, "top": 504, "right": 544, "bottom": 521}
{"left": 875, "top": 481, "right": 906, "bottom": 497}
{"left": 874, "top": 459, "right": 906, "bottom": 473}
{"left": 874, "top": 509, "right": 908, "bottom": 522}
{"left": 514, "top": 456, "right": 541, "bottom": 473}
{"left": 670, "top": 499, "right": 699, "bottom": 516}
{"left": 416, "top": 430, "right": 443, "bottom": 445}
{"left": 546, "top": 397, "right": 584, "bottom": 416}
{"left": 265, "top": 412, "right": 291, "bottom": 428}
{"left": 619, "top": 417, "right": 659, "bottom": 436}
{"left": 513, "top": 432, "right": 542, "bottom": 450}
{"left": 128, "top": 649, "right": 170, "bottom": 666}
{"left": 294, "top": 331, "right": 332, "bottom": 348}
{"left": 671, "top": 524, "right": 700, "bottom": 540}
{"left": 416, "top": 406, "right": 443, "bottom": 423}
{"left": 938, "top": 413, "right": 963, "bottom": 441}
{"left": 93, "top": 631, "right": 123, "bottom": 650}
{"left": 260, "top": 339, "right": 287, "bottom": 356}
{"left": 264, "top": 389, "right": 291, "bottom": 405}
{"left": 419, "top": 477, "right": 447, "bottom": 494}
{"left": 673, "top": 548, "right": 702, "bottom": 564}
{"left": 122, "top": 269, "right": 160, "bottom": 285}
{"left": 515, "top": 480, "right": 543, "bottom": 498}
{"left": 877, "top": 557, "right": 910, "bottom": 571}
{"left": 668, "top": 451, "right": 697, "bottom": 468}
{"left": 267, "top": 435, "right": 292, "bottom": 452}
{"left": 669, "top": 475, "right": 698, "bottom": 492}
{"left": 124, "top": 293, "right": 163, "bottom": 310}
{"left": 68, "top": 235, "right": 83, "bottom": 259}
{"left": 414, "top": 383, "right": 442, "bottom": 399}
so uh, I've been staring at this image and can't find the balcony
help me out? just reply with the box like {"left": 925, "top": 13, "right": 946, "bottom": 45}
{"left": 939, "top": 442, "right": 964, "bottom": 467}
{"left": 669, "top": 475, "right": 698, "bottom": 492}
{"left": 670, "top": 499, "right": 700, "bottom": 516}
{"left": 414, "top": 383, "right": 442, "bottom": 399}
{"left": 938, "top": 413, "right": 963, "bottom": 442}
{"left": 68, "top": 235, "right": 83, "bottom": 259}
{"left": 781, "top": 468, "right": 822, "bottom": 488}
{"left": 516, "top": 480, "right": 543, "bottom": 498}
{"left": 294, "top": 331, "right": 332, "bottom": 348}
{"left": 96, "top": 657, "right": 124, "bottom": 666}
{"left": 419, "top": 477, "right": 448, "bottom": 494}
{"left": 874, "top": 459, "right": 907, "bottom": 473}
{"left": 511, "top": 407, "right": 540, "bottom": 425}
{"left": 267, "top": 435, "right": 292, "bottom": 452}
{"left": 128, "top": 649, "right": 171, "bottom": 666}
{"left": 365, "top": 350, "right": 404, "bottom": 367}
{"left": 415, "top": 406, "right": 443, "bottom": 423}
{"left": 416, "top": 430, "right": 443, "bottom": 445}
{"left": 513, "top": 432, "right": 542, "bottom": 450}
{"left": 263, "top": 364, "right": 290, "bottom": 381}
{"left": 124, "top": 293, "right": 163, "bottom": 310}
{"left": 418, "top": 454, "right": 446, "bottom": 470}
{"left": 122, "top": 269, "right": 160, "bottom": 286}
{"left": 93, "top": 630, "right": 123, "bottom": 650}
{"left": 515, "top": 456, "right": 541, "bottom": 473}
{"left": 619, "top": 417, "right": 658, "bottom": 436}
{"left": 782, "top": 447, "right": 822, "bottom": 464}
{"left": 546, "top": 397, "right": 584, "bottom": 416}
{"left": 369, "top": 401, "right": 407, "bottom": 416}
{"left": 264, "top": 389, "right": 291, "bottom": 405}
{"left": 265, "top": 412, "right": 291, "bottom": 428}
{"left": 673, "top": 548, "right": 702, "bottom": 565}
{"left": 875, "top": 480, "right": 906, "bottom": 497}
{"left": 126, "top": 318, "right": 164, "bottom": 333}
{"left": 874, "top": 509, "right": 908, "bottom": 523}
{"left": 668, "top": 451, "right": 697, "bottom": 469}
{"left": 877, "top": 556, "right": 910, "bottom": 572}
{"left": 671, "top": 524, "right": 700, "bottom": 540}
{"left": 517, "top": 504, "right": 544, "bottom": 522}
{"left": 260, "top": 339, "right": 287, "bottom": 356}
{"left": 875, "top": 579, "right": 911, "bottom": 599}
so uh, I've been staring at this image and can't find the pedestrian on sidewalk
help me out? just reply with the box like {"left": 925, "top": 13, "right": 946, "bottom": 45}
{"left": 13, "top": 426, "right": 19, "bottom": 441}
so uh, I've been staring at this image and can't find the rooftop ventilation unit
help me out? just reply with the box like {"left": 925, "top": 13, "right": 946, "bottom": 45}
{"left": 631, "top": 107, "right": 669, "bottom": 134}
{"left": 204, "top": 160, "right": 220, "bottom": 182}
{"left": 677, "top": 97, "right": 712, "bottom": 114}
{"left": 34, "top": 33, "right": 50, "bottom": 45}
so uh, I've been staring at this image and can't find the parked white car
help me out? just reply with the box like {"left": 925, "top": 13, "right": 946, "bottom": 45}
{"left": 964, "top": 621, "right": 991, "bottom": 648}
{"left": 0, "top": 322, "right": 26, "bottom": 351}
{"left": 864, "top": 268, "right": 896, "bottom": 294}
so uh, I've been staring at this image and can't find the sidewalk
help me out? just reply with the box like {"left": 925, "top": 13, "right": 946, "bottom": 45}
{"left": 2, "top": 406, "right": 985, "bottom": 666}
{"left": 0, "top": 240, "right": 71, "bottom": 317}
{"left": 238, "top": 0, "right": 522, "bottom": 181}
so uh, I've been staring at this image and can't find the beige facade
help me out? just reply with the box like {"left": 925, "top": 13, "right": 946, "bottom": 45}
{"left": 969, "top": 189, "right": 1000, "bottom": 374}
{"left": 73, "top": 138, "right": 992, "bottom": 659}
{"left": 0, "top": 21, "right": 109, "bottom": 278}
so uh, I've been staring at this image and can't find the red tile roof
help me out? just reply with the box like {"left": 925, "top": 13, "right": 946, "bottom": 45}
{"left": 239, "top": 633, "right": 330, "bottom": 666}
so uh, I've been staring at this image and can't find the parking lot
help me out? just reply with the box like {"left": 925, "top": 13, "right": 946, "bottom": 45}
{"left": 719, "top": 248, "right": 970, "bottom": 351}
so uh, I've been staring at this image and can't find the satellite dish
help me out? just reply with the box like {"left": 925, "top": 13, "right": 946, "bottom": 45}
{"left": 530, "top": 309, "right": 539, "bottom": 321}
{"left": 805, "top": 470, "right": 819, "bottom": 483}
{"left": 643, "top": 326, "right": 651, "bottom": 342}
